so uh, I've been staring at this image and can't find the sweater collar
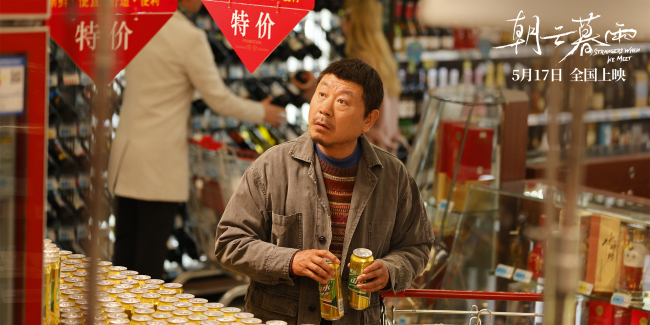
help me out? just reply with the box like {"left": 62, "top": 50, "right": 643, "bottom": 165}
{"left": 290, "top": 131, "right": 382, "bottom": 169}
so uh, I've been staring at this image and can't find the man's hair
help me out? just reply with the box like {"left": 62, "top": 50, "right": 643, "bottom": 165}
{"left": 316, "top": 58, "right": 384, "bottom": 117}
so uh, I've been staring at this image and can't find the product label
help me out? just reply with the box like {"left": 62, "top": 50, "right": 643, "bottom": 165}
{"left": 348, "top": 268, "right": 370, "bottom": 300}
{"left": 611, "top": 293, "right": 632, "bottom": 308}
{"left": 513, "top": 268, "right": 533, "bottom": 283}
{"left": 319, "top": 279, "right": 339, "bottom": 310}
{"left": 577, "top": 281, "right": 594, "bottom": 295}
{"left": 495, "top": 264, "right": 515, "bottom": 279}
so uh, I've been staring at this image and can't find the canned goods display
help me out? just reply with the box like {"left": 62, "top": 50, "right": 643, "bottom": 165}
{"left": 158, "top": 289, "right": 178, "bottom": 298}
{"left": 159, "top": 297, "right": 180, "bottom": 306}
{"left": 203, "top": 302, "right": 223, "bottom": 311}
{"left": 108, "top": 266, "right": 128, "bottom": 275}
{"left": 234, "top": 312, "right": 255, "bottom": 321}
{"left": 203, "top": 310, "right": 224, "bottom": 319}
{"left": 199, "top": 321, "right": 221, "bottom": 325}
{"left": 104, "top": 307, "right": 126, "bottom": 314}
{"left": 106, "top": 312, "right": 129, "bottom": 319}
{"left": 241, "top": 318, "right": 263, "bottom": 324}
{"left": 216, "top": 316, "right": 237, "bottom": 323}
{"left": 60, "top": 319, "right": 82, "bottom": 324}
{"left": 115, "top": 284, "right": 134, "bottom": 291}
{"left": 98, "top": 261, "right": 113, "bottom": 269}
{"left": 141, "top": 284, "right": 161, "bottom": 291}
{"left": 101, "top": 302, "right": 122, "bottom": 310}
{"left": 152, "top": 312, "right": 174, "bottom": 319}
{"left": 220, "top": 307, "right": 241, "bottom": 316}
{"left": 141, "top": 293, "right": 162, "bottom": 306}
{"left": 157, "top": 305, "right": 178, "bottom": 313}
{"left": 172, "top": 309, "right": 193, "bottom": 317}
{"left": 134, "top": 302, "right": 155, "bottom": 309}
{"left": 121, "top": 279, "right": 140, "bottom": 286}
{"left": 131, "top": 288, "right": 150, "bottom": 298}
{"left": 148, "top": 321, "right": 170, "bottom": 325}
{"left": 163, "top": 283, "right": 184, "bottom": 294}
{"left": 348, "top": 248, "right": 374, "bottom": 310}
{"left": 120, "top": 270, "right": 139, "bottom": 279}
{"left": 61, "top": 312, "right": 82, "bottom": 319}
{"left": 145, "top": 279, "right": 165, "bottom": 285}
{"left": 266, "top": 321, "right": 288, "bottom": 325}
{"left": 134, "top": 308, "right": 156, "bottom": 315}
{"left": 319, "top": 258, "right": 344, "bottom": 320}
{"left": 131, "top": 315, "right": 154, "bottom": 325}
{"left": 60, "top": 307, "right": 80, "bottom": 314}
{"left": 189, "top": 314, "right": 210, "bottom": 322}
{"left": 168, "top": 317, "right": 190, "bottom": 324}
{"left": 189, "top": 306, "right": 208, "bottom": 314}
{"left": 188, "top": 298, "right": 208, "bottom": 305}
{"left": 173, "top": 301, "right": 193, "bottom": 310}
{"left": 107, "top": 319, "right": 130, "bottom": 324}
{"left": 176, "top": 293, "right": 195, "bottom": 302}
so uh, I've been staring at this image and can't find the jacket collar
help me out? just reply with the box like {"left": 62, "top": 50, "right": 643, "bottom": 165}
{"left": 290, "top": 131, "right": 383, "bottom": 169}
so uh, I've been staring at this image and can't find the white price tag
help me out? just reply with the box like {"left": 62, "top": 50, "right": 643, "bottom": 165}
{"left": 77, "top": 224, "right": 87, "bottom": 239}
{"left": 610, "top": 293, "right": 632, "bottom": 308}
{"left": 78, "top": 123, "right": 89, "bottom": 137}
{"left": 77, "top": 175, "right": 89, "bottom": 188}
{"left": 577, "top": 281, "right": 594, "bottom": 295}
{"left": 495, "top": 264, "right": 515, "bottom": 279}
{"left": 49, "top": 73, "right": 58, "bottom": 87}
{"left": 513, "top": 269, "right": 533, "bottom": 283}
{"left": 58, "top": 123, "right": 77, "bottom": 138}
{"left": 47, "top": 127, "right": 57, "bottom": 139}
{"left": 59, "top": 176, "right": 75, "bottom": 190}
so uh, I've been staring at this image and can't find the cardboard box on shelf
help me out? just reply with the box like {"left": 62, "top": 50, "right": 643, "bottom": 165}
{"left": 586, "top": 214, "right": 622, "bottom": 293}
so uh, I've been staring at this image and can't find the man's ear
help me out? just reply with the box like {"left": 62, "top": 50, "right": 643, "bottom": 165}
{"left": 362, "top": 110, "right": 379, "bottom": 133}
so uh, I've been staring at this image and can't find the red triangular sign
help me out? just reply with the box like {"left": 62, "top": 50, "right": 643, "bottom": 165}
{"left": 48, "top": 0, "right": 177, "bottom": 83}
{"left": 203, "top": 0, "right": 314, "bottom": 73}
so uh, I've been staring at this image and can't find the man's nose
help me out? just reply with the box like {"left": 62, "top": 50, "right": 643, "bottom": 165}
{"left": 318, "top": 98, "right": 334, "bottom": 117}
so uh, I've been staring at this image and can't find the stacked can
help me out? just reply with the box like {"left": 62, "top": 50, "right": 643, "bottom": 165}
{"left": 319, "top": 258, "right": 344, "bottom": 320}
{"left": 348, "top": 248, "right": 374, "bottom": 310}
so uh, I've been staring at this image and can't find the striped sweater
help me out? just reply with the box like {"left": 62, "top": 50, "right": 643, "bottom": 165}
{"left": 319, "top": 158, "right": 358, "bottom": 260}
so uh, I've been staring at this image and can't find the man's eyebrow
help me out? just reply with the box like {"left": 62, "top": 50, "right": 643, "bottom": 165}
{"left": 341, "top": 90, "right": 354, "bottom": 97}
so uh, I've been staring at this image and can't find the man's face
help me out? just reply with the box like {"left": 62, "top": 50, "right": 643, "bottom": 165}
{"left": 309, "top": 74, "right": 377, "bottom": 150}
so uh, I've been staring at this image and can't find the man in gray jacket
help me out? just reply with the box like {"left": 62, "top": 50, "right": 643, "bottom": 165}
{"left": 215, "top": 58, "right": 434, "bottom": 325}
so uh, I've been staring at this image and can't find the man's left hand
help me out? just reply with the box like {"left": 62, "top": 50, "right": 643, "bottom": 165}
{"left": 352, "top": 260, "right": 389, "bottom": 293}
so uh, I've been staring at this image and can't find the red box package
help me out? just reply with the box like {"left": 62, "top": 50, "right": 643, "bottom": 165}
{"left": 631, "top": 309, "right": 649, "bottom": 325}
{"left": 589, "top": 300, "right": 614, "bottom": 324}
{"left": 439, "top": 121, "right": 494, "bottom": 182}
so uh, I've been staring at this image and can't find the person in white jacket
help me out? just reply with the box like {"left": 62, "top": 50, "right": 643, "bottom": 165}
{"left": 107, "top": 0, "right": 286, "bottom": 279}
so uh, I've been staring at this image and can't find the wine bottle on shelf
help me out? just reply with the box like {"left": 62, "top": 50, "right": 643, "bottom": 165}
{"left": 623, "top": 60, "right": 636, "bottom": 108}
{"left": 286, "top": 33, "right": 308, "bottom": 60}
{"left": 441, "top": 28, "right": 455, "bottom": 50}
{"left": 215, "top": 30, "right": 240, "bottom": 63}
{"left": 624, "top": 228, "right": 647, "bottom": 292}
{"left": 266, "top": 79, "right": 292, "bottom": 108}
{"left": 245, "top": 78, "right": 271, "bottom": 101}
{"left": 327, "top": 30, "right": 346, "bottom": 59}
{"left": 282, "top": 79, "right": 307, "bottom": 107}
{"left": 228, "top": 128, "right": 256, "bottom": 151}
{"left": 392, "top": 0, "right": 405, "bottom": 53}
{"left": 403, "top": 1, "right": 419, "bottom": 51}
{"left": 633, "top": 54, "right": 648, "bottom": 107}
{"left": 297, "top": 33, "right": 323, "bottom": 59}
{"left": 592, "top": 60, "right": 606, "bottom": 111}
{"left": 209, "top": 37, "right": 231, "bottom": 64}
{"left": 526, "top": 214, "right": 546, "bottom": 278}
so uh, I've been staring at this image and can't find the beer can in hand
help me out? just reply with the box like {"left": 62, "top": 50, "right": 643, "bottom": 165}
{"left": 319, "top": 258, "right": 344, "bottom": 320}
{"left": 348, "top": 248, "right": 374, "bottom": 310}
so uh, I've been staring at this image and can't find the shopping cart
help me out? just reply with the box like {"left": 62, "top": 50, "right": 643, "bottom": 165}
{"left": 175, "top": 136, "right": 258, "bottom": 305}
{"left": 381, "top": 289, "right": 544, "bottom": 325}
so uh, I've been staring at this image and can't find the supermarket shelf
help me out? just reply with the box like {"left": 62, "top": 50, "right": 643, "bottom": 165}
{"left": 528, "top": 107, "right": 650, "bottom": 126}
{"left": 395, "top": 43, "right": 650, "bottom": 63}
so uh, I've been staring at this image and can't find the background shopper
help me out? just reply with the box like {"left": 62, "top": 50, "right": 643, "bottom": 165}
{"left": 107, "top": 0, "right": 286, "bottom": 279}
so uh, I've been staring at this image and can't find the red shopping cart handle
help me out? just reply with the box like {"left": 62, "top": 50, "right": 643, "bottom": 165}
{"left": 381, "top": 289, "right": 543, "bottom": 302}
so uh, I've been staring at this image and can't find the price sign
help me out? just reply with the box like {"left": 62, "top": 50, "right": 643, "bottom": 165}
{"left": 202, "top": 0, "right": 315, "bottom": 73}
{"left": 48, "top": 0, "right": 178, "bottom": 83}
{"left": 577, "top": 281, "right": 594, "bottom": 295}
{"left": 495, "top": 264, "right": 515, "bottom": 279}
{"left": 611, "top": 293, "right": 632, "bottom": 308}
{"left": 513, "top": 269, "right": 533, "bottom": 283}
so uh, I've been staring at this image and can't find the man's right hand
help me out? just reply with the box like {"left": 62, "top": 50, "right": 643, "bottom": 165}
{"left": 291, "top": 250, "right": 340, "bottom": 285}
{"left": 261, "top": 97, "right": 286, "bottom": 127}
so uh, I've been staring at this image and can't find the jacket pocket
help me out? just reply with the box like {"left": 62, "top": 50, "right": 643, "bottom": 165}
{"left": 362, "top": 302, "right": 382, "bottom": 325}
{"left": 248, "top": 283, "right": 299, "bottom": 318}
{"left": 271, "top": 212, "right": 302, "bottom": 249}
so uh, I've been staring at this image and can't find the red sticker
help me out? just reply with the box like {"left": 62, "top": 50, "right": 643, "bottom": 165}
{"left": 203, "top": 0, "right": 314, "bottom": 73}
{"left": 48, "top": 0, "right": 177, "bottom": 83}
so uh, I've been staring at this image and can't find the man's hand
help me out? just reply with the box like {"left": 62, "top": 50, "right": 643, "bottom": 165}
{"left": 353, "top": 260, "right": 389, "bottom": 293}
{"left": 261, "top": 96, "right": 286, "bottom": 127}
{"left": 291, "top": 250, "right": 340, "bottom": 285}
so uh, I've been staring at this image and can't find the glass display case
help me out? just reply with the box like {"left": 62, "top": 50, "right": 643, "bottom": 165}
{"left": 406, "top": 180, "right": 650, "bottom": 325}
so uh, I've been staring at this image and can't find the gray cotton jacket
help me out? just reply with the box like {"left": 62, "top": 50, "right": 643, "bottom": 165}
{"left": 215, "top": 131, "right": 434, "bottom": 325}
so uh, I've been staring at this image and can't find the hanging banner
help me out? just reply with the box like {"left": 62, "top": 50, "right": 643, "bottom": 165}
{"left": 203, "top": 0, "right": 314, "bottom": 73}
{"left": 48, "top": 0, "right": 177, "bottom": 83}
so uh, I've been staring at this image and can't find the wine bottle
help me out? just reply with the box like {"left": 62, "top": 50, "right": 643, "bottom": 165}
{"left": 403, "top": 1, "right": 419, "bottom": 51}
{"left": 297, "top": 33, "right": 322, "bottom": 59}
{"left": 282, "top": 79, "right": 307, "bottom": 107}
{"left": 327, "top": 31, "right": 347, "bottom": 59}
{"left": 633, "top": 54, "right": 648, "bottom": 107}
{"left": 266, "top": 79, "right": 292, "bottom": 108}
{"left": 441, "top": 28, "right": 455, "bottom": 50}
{"left": 392, "top": 0, "right": 405, "bottom": 53}
{"left": 244, "top": 79, "right": 271, "bottom": 101}
{"left": 286, "top": 33, "right": 308, "bottom": 60}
